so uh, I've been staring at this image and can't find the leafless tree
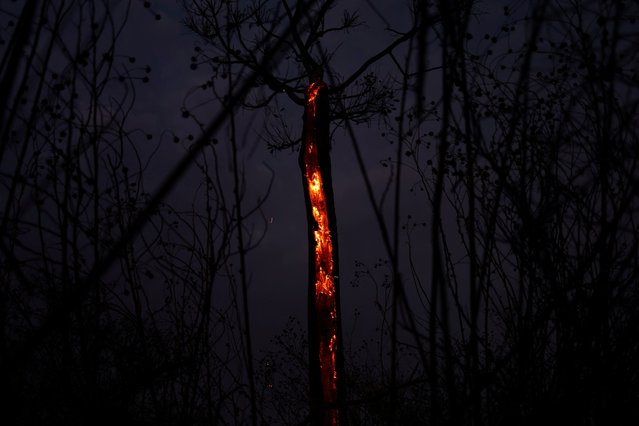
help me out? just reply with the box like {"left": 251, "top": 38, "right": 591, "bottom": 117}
{"left": 179, "top": 0, "right": 639, "bottom": 425}
{"left": 366, "top": 0, "right": 639, "bottom": 424}
{"left": 0, "top": 0, "right": 276, "bottom": 424}
{"left": 183, "top": 1, "right": 433, "bottom": 423}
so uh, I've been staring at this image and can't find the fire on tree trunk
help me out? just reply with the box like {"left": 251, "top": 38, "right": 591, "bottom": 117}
{"left": 300, "top": 73, "right": 343, "bottom": 425}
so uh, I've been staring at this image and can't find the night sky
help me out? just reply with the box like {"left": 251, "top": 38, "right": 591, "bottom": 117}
{"left": 122, "top": 0, "right": 425, "bottom": 350}
{"left": 2, "top": 0, "right": 639, "bottom": 424}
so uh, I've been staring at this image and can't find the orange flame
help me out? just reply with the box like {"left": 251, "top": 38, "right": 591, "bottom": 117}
{"left": 304, "top": 79, "right": 339, "bottom": 425}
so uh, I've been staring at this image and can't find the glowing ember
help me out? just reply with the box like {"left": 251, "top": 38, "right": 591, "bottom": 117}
{"left": 303, "top": 78, "right": 339, "bottom": 425}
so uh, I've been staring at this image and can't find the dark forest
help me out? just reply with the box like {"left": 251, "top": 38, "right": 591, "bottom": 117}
{"left": 1, "top": 0, "right": 639, "bottom": 424}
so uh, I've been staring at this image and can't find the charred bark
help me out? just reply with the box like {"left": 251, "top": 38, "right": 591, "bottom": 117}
{"left": 299, "top": 72, "right": 345, "bottom": 425}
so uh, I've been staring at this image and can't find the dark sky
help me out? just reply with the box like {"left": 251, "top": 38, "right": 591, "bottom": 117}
{"left": 117, "top": 0, "right": 518, "bottom": 354}
{"left": 119, "top": 0, "right": 431, "bottom": 352}
{"left": 99, "top": 0, "right": 521, "bottom": 356}
{"left": 6, "top": 1, "right": 638, "bottom": 423}
{"left": 0, "top": 0, "right": 515, "bottom": 356}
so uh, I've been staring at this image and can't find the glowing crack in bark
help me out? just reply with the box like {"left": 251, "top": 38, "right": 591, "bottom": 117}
{"left": 304, "top": 78, "right": 339, "bottom": 425}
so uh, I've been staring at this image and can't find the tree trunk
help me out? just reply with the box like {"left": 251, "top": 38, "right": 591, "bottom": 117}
{"left": 300, "top": 73, "right": 344, "bottom": 425}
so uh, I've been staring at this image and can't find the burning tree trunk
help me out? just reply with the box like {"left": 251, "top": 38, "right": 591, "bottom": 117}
{"left": 300, "top": 72, "right": 343, "bottom": 425}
